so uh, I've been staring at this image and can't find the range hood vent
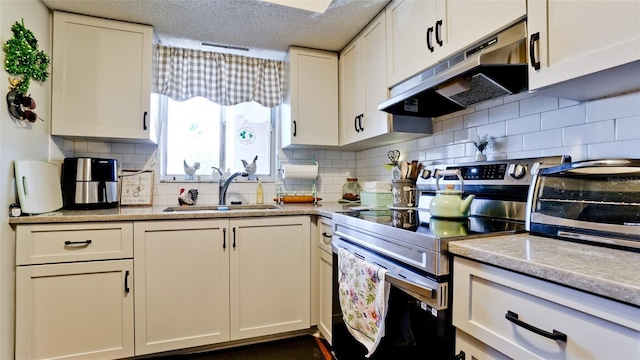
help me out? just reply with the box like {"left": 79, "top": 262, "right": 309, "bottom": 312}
{"left": 379, "top": 21, "right": 528, "bottom": 118}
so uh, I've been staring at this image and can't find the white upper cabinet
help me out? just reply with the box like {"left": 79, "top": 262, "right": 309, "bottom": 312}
{"left": 527, "top": 0, "right": 640, "bottom": 100}
{"left": 51, "top": 11, "right": 156, "bottom": 143}
{"left": 340, "top": 12, "right": 390, "bottom": 147}
{"left": 385, "top": 0, "right": 525, "bottom": 87}
{"left": 444, "top": 0, "right": 526, "bottom": 59}
{"left": 281, "top": 47, "right": 339, "bottom": 148}
{"left": 386, "top": 0, "right": 443, "bottom": 87}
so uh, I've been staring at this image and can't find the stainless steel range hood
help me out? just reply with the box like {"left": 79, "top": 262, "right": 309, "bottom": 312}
{"left": 379, "top": 21, "right": 528, "bottom": 118}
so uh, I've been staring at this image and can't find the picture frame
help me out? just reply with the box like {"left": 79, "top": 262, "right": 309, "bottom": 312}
{"left": 120, "top": 170, "right": 154, "bottom": 206}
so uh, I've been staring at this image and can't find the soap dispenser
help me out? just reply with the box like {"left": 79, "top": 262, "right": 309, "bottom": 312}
{"left": 256, "top": 181, "right": 264, "bottom": 204}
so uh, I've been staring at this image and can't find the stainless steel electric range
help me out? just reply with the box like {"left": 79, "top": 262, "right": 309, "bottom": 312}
{"left": 331, "top": 155, "right": 571, "bottom": 360}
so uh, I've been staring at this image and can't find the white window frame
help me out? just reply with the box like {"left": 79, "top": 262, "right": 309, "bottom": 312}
{"left": 156, "top": 95, "right": 278, "bottom": 183}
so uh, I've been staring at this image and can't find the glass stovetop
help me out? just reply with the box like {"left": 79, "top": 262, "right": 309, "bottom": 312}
{"left": 346, "top": 209, "right": 525, "bottom": 239}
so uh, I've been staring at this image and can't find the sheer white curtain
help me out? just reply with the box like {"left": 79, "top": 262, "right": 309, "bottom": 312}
{"left": 155, "top": 45, "right": 285, "bottom": 108}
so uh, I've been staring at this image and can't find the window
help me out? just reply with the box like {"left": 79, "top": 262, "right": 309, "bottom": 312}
{"left": 157, "top": 95, "right": 275, "bottom": 181}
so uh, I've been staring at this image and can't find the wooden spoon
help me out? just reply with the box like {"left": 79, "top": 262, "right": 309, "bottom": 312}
{"left": 400, "top": 161, "right": 408, "bottom": 180}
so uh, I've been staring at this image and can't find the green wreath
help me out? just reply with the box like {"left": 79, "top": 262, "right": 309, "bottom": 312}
{"left": 3, "top": 19, "right": 50, "bottom": 95}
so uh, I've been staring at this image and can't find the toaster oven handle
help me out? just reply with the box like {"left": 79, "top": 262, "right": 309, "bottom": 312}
{"left": 539, "top": 159, "right": 639, "bottom": 175}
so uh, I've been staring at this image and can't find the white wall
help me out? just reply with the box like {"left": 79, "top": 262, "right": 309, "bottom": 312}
{"left": 0, "top": 1, "right": 52, "bottom": 358}
{"left": 357, "top": 91, "right": 640, "bottom": 181}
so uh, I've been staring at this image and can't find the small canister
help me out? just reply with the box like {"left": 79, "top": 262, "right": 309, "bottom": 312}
{"left": 342, "top": 178, "right": 362, "bottom": 202}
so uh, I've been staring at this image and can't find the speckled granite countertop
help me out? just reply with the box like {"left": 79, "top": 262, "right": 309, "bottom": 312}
{"left": 449, "top": 233, "right": 640, "bottom": 307}
{"left": 7, "top": 202, "right": 353, "bottom": 224}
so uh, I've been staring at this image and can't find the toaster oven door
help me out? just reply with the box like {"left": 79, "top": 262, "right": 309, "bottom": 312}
{"left": 529, "top": 159, "right": 640, "bottom": 249}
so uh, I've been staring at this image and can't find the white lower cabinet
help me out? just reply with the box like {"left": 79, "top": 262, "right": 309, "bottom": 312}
{"left": 15, "top": 223, "right": 134, "bottom": 360}
{"left": 16, "top": 217, "right": 311, "bottom": 358}
{"left": 452, "top": 256, "right": 640, "bottom": 359}
{"left": 133, "top": 219, "right": 230, "bottom": 355}
{"left": 316, "top": 217, "right": 333, "bottom": 344}
{"left": 134, "top": 216, "right": 311, "bottom": 355}
{"left": 230, "top": 216, "right": 311, "bottom": 340}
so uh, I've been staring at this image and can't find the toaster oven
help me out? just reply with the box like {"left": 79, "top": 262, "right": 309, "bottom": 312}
{"left": 526, "top": 159, "right": 640, "bottom": 251}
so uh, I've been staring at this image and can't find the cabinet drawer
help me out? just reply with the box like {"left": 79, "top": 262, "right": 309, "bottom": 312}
{"left": 318, "top": 217, "right": 332, "bottom": 253}
{"left": 16, "top": 222, "right": 133, "bottom": 265}
{"left": 453, "top": 257, "right": 640, "bottom": 359}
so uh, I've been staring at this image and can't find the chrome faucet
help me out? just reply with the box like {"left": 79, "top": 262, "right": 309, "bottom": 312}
{"left": 212, "top": 167, "right": 248, "bottom": 205}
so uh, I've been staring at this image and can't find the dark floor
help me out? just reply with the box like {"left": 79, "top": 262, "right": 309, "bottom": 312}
{"left": 157, "top": 335, "right": 332, "bottom": 360}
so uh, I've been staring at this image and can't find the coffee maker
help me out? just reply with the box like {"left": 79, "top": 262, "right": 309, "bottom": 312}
{"left": 62, "top": 157, "right": 119, "bottom": 209}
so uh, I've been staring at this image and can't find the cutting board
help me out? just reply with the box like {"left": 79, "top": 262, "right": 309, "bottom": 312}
{"left": 14, "top": 160, "right": 63, "bottom": 214}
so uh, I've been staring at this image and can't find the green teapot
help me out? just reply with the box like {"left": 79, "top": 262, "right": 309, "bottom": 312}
{"left": 429, "top": 170, "right": 475, "bottom": 218}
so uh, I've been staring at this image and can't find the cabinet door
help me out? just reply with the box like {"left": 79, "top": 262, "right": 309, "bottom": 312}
{"left": 51, "top": 12, "right": 154, "bottom": 142}
{"left": 444, "top": 0, "right": 525, "bottom": 60}
{"left": 361, "top": 14, "right": 391, "bottom": 140}
{"left": 230, "top": 216, "right": 311, "bottom": 340}
{"left": 282, "top": 47, "right": 339, "bottom": 148}
{"left": 339, "top": 39, "right": 365, "bottom": 145}
{"left": 16, "top": 260, "right": 134, "bottom": 360}
{"left": 386, "top": 0, "right": 441, "bottom": 87}
{"left": 341, "top": 12, "right": 390, "bottom": 147}
{"left": 318, "top": 249, "right": 333, "bottom": 344}
{"left": 134, "top": 220, "right": 230, "bottom": 355}
{"left": 528, "top": 0, "right": 640, "bottom": 94}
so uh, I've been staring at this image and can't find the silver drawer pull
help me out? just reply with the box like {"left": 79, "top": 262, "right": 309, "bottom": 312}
{"left": 64, "top": 240, "right": 92, "bottom": 246}
{"left": 505, "top": 310, "right": 567, "bottom": 342}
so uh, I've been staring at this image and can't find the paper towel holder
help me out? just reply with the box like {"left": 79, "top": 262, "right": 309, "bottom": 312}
{"left": 275, "top": 157, "right": 319, "bottom": 204}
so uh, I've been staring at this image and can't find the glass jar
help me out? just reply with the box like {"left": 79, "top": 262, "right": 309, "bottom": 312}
{"left": 342, "top": 178, "right": 362, "bottom": 201}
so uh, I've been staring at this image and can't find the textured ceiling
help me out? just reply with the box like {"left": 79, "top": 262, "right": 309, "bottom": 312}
{"left": 42, "top": 0, "right": 390, "bottom": 60}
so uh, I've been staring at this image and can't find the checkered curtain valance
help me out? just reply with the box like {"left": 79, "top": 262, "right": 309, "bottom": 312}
{"left": 155, "top": 45, "right": 285, "bottom": 108}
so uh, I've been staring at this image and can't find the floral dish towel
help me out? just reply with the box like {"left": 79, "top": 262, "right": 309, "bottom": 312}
{"left": 338, "top": 248, "right": 391, "bottom": 357}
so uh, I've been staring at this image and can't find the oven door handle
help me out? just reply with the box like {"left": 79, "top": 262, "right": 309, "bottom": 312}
{"left": 334, "top": 230, "right": 426, "bottom": 270}
{"left": 386, "top": 273, "right": 435, "bottom": 301}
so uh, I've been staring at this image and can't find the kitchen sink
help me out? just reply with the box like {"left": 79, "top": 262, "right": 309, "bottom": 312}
{"left": 163, "top": 204, "right": 281, "bottom": 212}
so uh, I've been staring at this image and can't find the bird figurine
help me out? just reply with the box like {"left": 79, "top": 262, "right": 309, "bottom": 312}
{"left": 178, "top": 188, "right": 198, "bottom": 206}
{"left": 241, "top": 155, "right": 258, "bottom": 180}
{"left": 184, "top": 160, "right": 200, "bottom": 180}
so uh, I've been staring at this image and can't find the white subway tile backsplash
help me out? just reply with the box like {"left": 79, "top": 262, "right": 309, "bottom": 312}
{"left": 434, "top": 132, "right": 454, "bottom": 147}
{"left": 417, "top": 136, "right": 434, "bottom": 149}
{"left": 442, "top": 116, "right": 464, "bottom": 132}
{"left": 463, "top": 109, "right": 489, "bottom": 128}
{"left": 112, "top": 143, "right": 135, "bottom": 153}
{"left": 134, "top": 143, "right": 157, "bottom": 154}
{"left": 506, "top": 114, "right": 540, "bottom": 135}
{"left": 586, "top": 92, "right": 640, "bottom": 122}
{"left": 425, "top": 147, "right": 444, "bottom": 161}
{"left": 562, "top": 120, "right": 614, "bottom": 146}
{"left": 443, "top": 143, "right": 466, "bottom": 159}
{"left": 520, "top": 95, "right": 558, "bottom": 116}
{"left": 523, "top": 129, "right": 563, "bottom": 150}
{"left": 589, "top": 139, "right": 640, "bottom": 158}
{"left": 478, "top": 121, "right": 506, "bottom": 139}
{"left": 558, "top": 98, "right": 580, "bottom": 108}
{"left": 325, "top": 150, "right": 342, "bottom": 159}
{"left": 540, "top": 104, "right": 585, "bottom": 130}
{"left": 70, "top": 91, "right": 640, "bottom": 201}
{"left": 542, "top": 145, "right": 588, "bottom": 161}
{"left": 454, "top": 128, "right": 475, "bottom": 144}
{"left": 493, "top": 135, "right": 523, "bottom": 153}
{"left": 489, "top": 102, "right": 519, "bottom": 123}
{"left": 616, "top": 115, "right": 640, "bottom": 140}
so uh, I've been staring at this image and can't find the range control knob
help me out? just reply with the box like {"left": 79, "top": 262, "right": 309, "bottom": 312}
{"left": 508, "top": 163, "right": 527, "bottom": 179}
{"left": 420, "top": 169, "right": 432, "bottom": 179}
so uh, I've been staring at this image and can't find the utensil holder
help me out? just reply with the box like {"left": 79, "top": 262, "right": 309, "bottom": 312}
{"left": 392, "top": 179, "right": 417, "bottom": 208}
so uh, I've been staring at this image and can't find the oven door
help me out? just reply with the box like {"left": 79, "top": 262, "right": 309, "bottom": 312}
{"left": 331, "top": 237, "right": 453, "bottom": 360}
